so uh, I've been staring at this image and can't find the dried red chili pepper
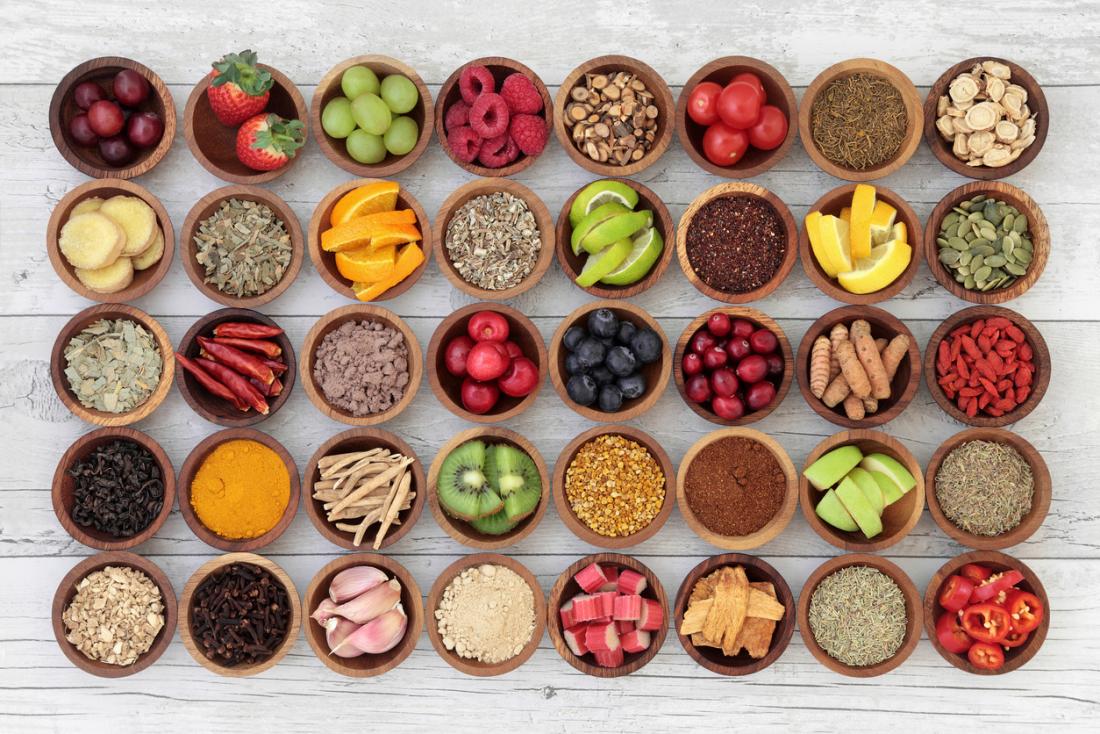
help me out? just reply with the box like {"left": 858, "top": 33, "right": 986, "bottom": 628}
{"left": 263, "top": 358, "right": 287, "bottom": 375}
{"left": 198, "top": 337, "right": 275, "bottom": 385}
{"left": 175, "top": 352, "right": 248, "bottom": 412}
{"left": 196, "top": 357, "right": 270, "bottom": 415}
{"left": 212, "top": 322, "right": 283, "bottom": 339}
{"left": 212, "top": 336, "right": 281, "bottom": 358}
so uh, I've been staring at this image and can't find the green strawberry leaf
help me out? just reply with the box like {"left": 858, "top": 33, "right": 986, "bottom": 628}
{"left": 251, "top": 115, "right": 306, "bottom": 158}
{"left": 210, "top": 49, "right": 273, "bottom": 96}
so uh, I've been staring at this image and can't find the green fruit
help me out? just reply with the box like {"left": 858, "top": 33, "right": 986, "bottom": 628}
{"left": 341, "top": 65, "right": 380, "bottom": 99}
{"left": 491, "top": 444, "right": 542, "bottom": 523}
{"left": 835, "top": 476, "right": 883, "bottom": 539}
{"left": 576, "top": 237, "right": 632, "bottom": 287}
{"left": 321, "top": 97, "right": 357, "bottom": 139}
{"left": 600, "top": 227, "right": 664, "bottom": 286}
{"left": 383, "top": 116, "right": 419, "bottom": 155}
{"left": 816, "top": 488, "right": 858, "bottom": 532}
{"left": 380, "top": 74, "right": 418, "bottom": 114}
{"left": 869, "top": 470, "right": 905, "bottom": 505}
{"left": 847, "top": 467, "right": 885, "bottom": 515}
{"left": 469, "top": 508, "right": 519, "bottom": 536}
{"left": 860, "top": 453, "right": 916, "bottom": 495}
{"left": 350, "top": 93, "right": 392, "bottom": 135}
{"left": 569, "top": 180, "right": 639, "bottom": 227}
{"left": 803, "top": 445, "right": 864, "bottom": 490}
{"left": 570, "top": 202, "right": 630, "bottom": 255}
{"left": 436, "top": 440, "right": 503, "bottom": 520}
{"left": 580, "top": 210, "right": 652, "bottom": 255}
{"left": 346, "top": 129, "right": 386, "bottom": 164}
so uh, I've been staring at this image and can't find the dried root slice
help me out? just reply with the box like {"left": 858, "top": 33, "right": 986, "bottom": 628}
{"left": 99, "top": 195, "right": 157, "bottom": 256}
{"left": 59, "top": 212, "right": 125, "bottom": 269}
{"left": 132, "top": 229, "right": 164, "bottom": 271}
{"left": 71, "top": 197, "right": 104, "bottom": 216}
{"left": 76, "top": 256, "right": 134, "bottom": 294}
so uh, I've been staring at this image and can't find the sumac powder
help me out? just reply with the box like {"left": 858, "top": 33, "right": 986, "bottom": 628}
{"left": 684, "top": 436, "right": 786, "bottom": 536}
{"left": 685, "top": 196, "right": 786, "bottom": 294}
{"left": 68, "top": 439, "right": 164, "bottom": 538}
{"left": 190, "top": 562, "right": 290, "bottom": 667}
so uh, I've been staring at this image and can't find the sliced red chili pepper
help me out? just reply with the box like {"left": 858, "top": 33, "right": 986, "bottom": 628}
{"left": 212, "top": 322, "right": 284, "bottom": 339}
{"left": 938, "top": 575, "right": 975, "bottom": 613}
{"left": 198, "top": 337, "right": 275, "bottom": 385}
{"left": 212, "top": 336, "right": 282, "bottom": 358}
{"left": 960, "top": 563, "right": 993, "bottom": 585}
{"left": 968, "top": 641, "right": 1005, "bottom": 671}
{"left": 970, "top": 569, "right": 1024, "bottom": 603}
{"left": 961, "top": 603, "right": 1012, "bottom": 644}
{"left": 935, "top": 611, "right": 974, "bottom": 654}
{"left": 1002, "top": 589, "right": 1043, "bottom": 634}
{"left": 175, "top": 352, "right": 248, "bottom": 412}
{"left": 1000, "top": 627, "right": 1029, "bottom": 649}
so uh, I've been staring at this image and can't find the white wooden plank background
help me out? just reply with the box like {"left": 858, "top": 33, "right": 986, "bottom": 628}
{"left": 2, "top": 1, "right": 1099, "bottom": 731}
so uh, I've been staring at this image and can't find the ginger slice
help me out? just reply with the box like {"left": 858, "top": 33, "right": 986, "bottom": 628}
{"left": 59, "top": 212, "right": 125, "bottom": 269}
{"left": 76, "top": 256, "right": 134, "bottom": 294}
{"left": 71, "top": 197, "right": 104, "bottom": 216}
{"left": 100, "top": 195, "right": 158, "bottom": 256}
{"left": 132, "top": 229, "right": 164, "bottom": 271}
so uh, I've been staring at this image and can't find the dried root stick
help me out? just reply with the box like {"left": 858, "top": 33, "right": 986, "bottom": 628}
{"left": 850, "top": 320, "right": 890, "bottom": 400}
{"left": 828, "top": 323, "right": 848, "bottom": 381}
{"left": 809, "top": 336, "right": 832, "bottom": 399}
{"left": 822, "top": 373, "right": 851, "bottom": 408}
{"left": 881, "top": 334, "right": 910, "bottom": 381}
{"left": 843, "top": 393, "right": 867, "bottom": 420}
{"left": 835, "top": 339, "right": 871, "bottom": 399}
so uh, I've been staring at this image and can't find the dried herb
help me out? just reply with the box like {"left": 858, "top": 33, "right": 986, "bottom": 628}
{"left": 194, "top": 198, "right": 292, "bottom": 298}
{"left": 190, "top": 562, "right": 290, "bottom": 667}
{"left": 445, "top": 192, "right": 541, "bottom": 291}
{"left": 808, "top": 566, "right": 906, "bottom": 667}
{"left": 64, "top": 318, "right": 162, "bottom": 413}
{"left": 69, "top": 439, "right": 164, "bottom": 538}
{"left": 63, "top": 566, "right": 165, "bottom": 666}
{"left": 935, "top": 440, "right": 1033, "bottom": 536}
{"left": 811, "top": 73, "right": 908, "bottom": 171}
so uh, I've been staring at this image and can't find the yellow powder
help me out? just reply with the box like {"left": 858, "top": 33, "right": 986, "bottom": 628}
{"left": 190, "top": 439, "right": 290, "bottom": 539}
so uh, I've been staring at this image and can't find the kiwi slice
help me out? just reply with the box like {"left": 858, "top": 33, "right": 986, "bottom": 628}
{"left": 469, "top": 508, "right": 519, "bottom": 536}
{"left": 491, "top": 444, "right": 543, "bottom": 523}
{"left": 436, "top": 440, "right": 503, "bottom": 520}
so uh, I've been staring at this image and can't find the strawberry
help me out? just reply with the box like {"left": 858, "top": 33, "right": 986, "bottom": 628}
{"left": 235, "top": 113, "right": 305, "bottom": 171}
{"left": 207, "top": 50, "right": 274, "bottom": 126}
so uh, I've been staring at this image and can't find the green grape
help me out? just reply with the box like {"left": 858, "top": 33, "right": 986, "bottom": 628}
{"left": 383, "top": 116, "right": 419, "bottom": 155}
{"left": 341, "top": 65, "right": 380, "bottom": 99}
{"left": 380, "top": 74, "right": 419, "bottom": 114}
{"left": 346, "top": 129, "right": 386, "bottom": 164}
{"left": 321, "top": 97, "right": 357, "bottom": 139}
{"left": 350, "top": 93, "right": 392, "bottom": 135}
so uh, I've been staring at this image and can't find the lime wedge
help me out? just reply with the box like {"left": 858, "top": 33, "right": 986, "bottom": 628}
{"left": 569, "top": 180, "right": 639, "bottom": 227}
{"left": 575, "top": 237, "right": 632, "bottom": 288}
{"left": 600, "top": 227, "right": 664, "bottom": 286}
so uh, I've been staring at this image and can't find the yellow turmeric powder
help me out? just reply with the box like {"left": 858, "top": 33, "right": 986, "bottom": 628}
{"left": 190, "top": 439, "right": 290, "bottom": 539}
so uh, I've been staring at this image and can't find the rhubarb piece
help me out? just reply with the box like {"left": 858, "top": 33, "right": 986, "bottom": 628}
{"left": 637, "top": 598, "right": 664, "bottom": 632}
{"left": 620, "top": 628, "right": 652, "bottom": 654}
{"left": 583, "top": 621, "right": 620, "bottom": 653}
{"left": 559, "top": 598, "right": 577, "bottom": 629}
{"left": 615, "top": 619, "right": 635, "bottom": 635}
{"left": 617, "top": 569, "right": 648, "bottom": 596}
{"left": 593, "top": 648, "right": 625, "bottom": 668}
{"left": 598, "top": 564, "right": 620, "bottom": 592}
{"left": 613, "top": 594, "right": 643, "bottom": 621}
{"left": 570, "top": 594, "right": 602, "bottom": 622}
{"left": 596, "top": 591, "right": 617, "bottom": 618}
{"left": 563, "top": 624, "right": 589, "bottom": 656}
{"left": 574, "top": 562, "right": 609, "bottom": 593}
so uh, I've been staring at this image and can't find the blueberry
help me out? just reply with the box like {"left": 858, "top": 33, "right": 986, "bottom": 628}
{"left": 597, "top": 384, "right": 623, "bottom": 412}
{"left": 563, "top": 326, "right": 586, "bottom": 352}
{"left": 591, "top": 365, "right": 615, "bottom": 386}
{"left": 565, "top": 352, "right": 586, "bottom": 376}
{"left": 587, "top": 308, "right": 619, "bottom": 339}
{"left": 616, "top": 320, "right": 637, "bottom": 345}
{"left": 599, "top": 336, "right": 616, "bottom": 349}
{"left": 566, "top": 374, "right": 598, "bottom": 406}
{"left": 605, "top": 345, "right": 638, "bottom": 377}
{"left": 629, "top": 328, "right": 662, "bottom": 364}
{"left": 574, "top": 337, "right": 606, "bottom": 369}
{"left": 617, "top": 373, "right": 646, "bottom": 399}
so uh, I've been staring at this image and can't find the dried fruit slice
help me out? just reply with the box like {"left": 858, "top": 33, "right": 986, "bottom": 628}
{"left": 322, "top": 210, "right": 419, "bottom": 252}
{"left": 59, "top": 212, "right": 125, "bottom": 269}
{"left": 330, "top": 181, "right": 400, "bottom": 227}
{"left": 336, "top": 244, "right": 396, "bottom": 283}
{"left": 132, "top": 229, "right": 164, "bottom": 271}
{"left": 99, "top": 195, "right": 158, "bottom": 256}
{"left": 76, "top": 256, "right": 134, "bottom": 294}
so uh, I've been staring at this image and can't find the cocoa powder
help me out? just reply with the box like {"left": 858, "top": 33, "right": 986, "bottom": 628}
{"left": 684, "top": 436, "right": 785, "bottom": 536}
{"left": 313, "top": 320, "right": 410, "bottom": 417}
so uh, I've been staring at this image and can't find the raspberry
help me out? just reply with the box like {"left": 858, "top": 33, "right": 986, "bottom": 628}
{"left": 500, "top": 73, "right": 543, "bottom": 114}
{"left": 508, "top": 114, "right": 548, "bottom": 156}
{"left": 444, "top": 101, "right": 470, "bottom": 132}
{"left": 447, "top": 125, "right": 482, "bottom": 163}
{"left": 458, "top": 65, "right": 495, "bottom": 105}
{"left": 469, "top": 93, "right": 510, "bottom": 139}
{"left": 478, "top": 133, "right": 519, "bottom": 168}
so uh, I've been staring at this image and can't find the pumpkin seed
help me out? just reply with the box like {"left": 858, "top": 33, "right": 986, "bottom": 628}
{"left": 959, "top": 251, "right": 973, "bottom": 266}
{"left": 964, "top": 275, "right": 976, "bottom": 289}
{"left": 939, "top": 249, "right": 961, "bottom": 266}
{"left": 1006, "top": 262, "right": 1027, "bottom": 276}
{"left": 1002, "top": 213, "right": 1015, "bottom": 231}
{"left": 974, "top": 265, "right": 993, "bottom": 282}
{"left": 985, "top": 254, "right": 1007, "bottom": 268}
{"left": 1013, "top": 214, "right": 1028, "bottom": 233}
{"left": 970, "top": 254, "right": 985, "bottom": 270}
{"left": 1015, "top": 248, "right": 1033, "bottom": 264}
{"left": 949, "top": 236, "right": 969, "bottom": 250}
{"left": 936, "top": 194, "right": 1034, "bottom": 292}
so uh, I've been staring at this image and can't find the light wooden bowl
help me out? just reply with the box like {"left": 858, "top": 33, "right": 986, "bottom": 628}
{"left": 52, "top": 551, "right": 177, "bottom": 677}
{"left": 50, "top": 304, "right": 175, "bottom": 427}
{"left": 49, "top": 57, "right": 176, "bottom": 179}
{"left": 178, "top": 552, "right": 301, "bottom": 677}
{"left": 299, "top": 304, "right": 422, "bottom": 426}
{"left": 426, "top": 553, "right": 546, "bottom": 676}
{"left": 47, "top": 178, "right": 175, "bottom": 303}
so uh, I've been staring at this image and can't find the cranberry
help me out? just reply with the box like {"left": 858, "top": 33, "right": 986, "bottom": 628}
{"left": 731, "top": 319, "right": 755, "bottom": 339}
{"left": 690, "top": 329, "right": 716, "bottom": 355}
{"left": 765, "top": 353, "right": 784, "bottom": 376}
{"left": 73, "top": 81, "right": 106, "bottom": 110}
{"left": 502, "top": 341, "right": 523, "bottom": 359}
{"left": 745, "top": 380, "right": 777, "bottom": 411}
{"left": 69, "top": 114, "right": 99, "bottom": 146}
{"left": 710, "top": 368, "right": 739, "bottom": 398}
{"left": 702, "top": 346, "right": 728, "bottom": 370}
{"left": 726, "top": 337, "right": 751, "bottom": 361}
{"left": 706, "top": 312, "right": 731, "bottom": 337}
{"left": 712, "top": 394, "right": 746, "bottom": 420}
{"left": 736, "top": 353, "right": 768, "bottom": 383}
{"left": 465, "top": 341, "right": 510, "bottom": 381}
{"left": 467, "top": 311, "right": 509, "bottom": 342}
{"left": 749, "top": 328, "right": 779, "bottom": 354}
{"left": 498, "top": 356, "right": 539, "bottom": 397}
{"left": 443, "top": 335, "right": 475, "bottom": 377}
{"left": 460, "top": 378, "right": 499, "bottom": 414}
{"left": 684, "top": 373, "right": 712, "bottom": 404}
{"left": 682, "top": 352, "right": 703, "bottom": 376}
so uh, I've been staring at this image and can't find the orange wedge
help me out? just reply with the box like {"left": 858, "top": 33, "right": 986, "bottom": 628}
{"left": 330, "top": 181, "right": 399, "bottom": 227}
{"left": 321, "top": 210, "right": 420, "bottom": 252}
{"left": 336, "top": 244, "right": 397, "bottom": 282}
{"left": 352, "top": 244, "right": 425, "bottom": 301}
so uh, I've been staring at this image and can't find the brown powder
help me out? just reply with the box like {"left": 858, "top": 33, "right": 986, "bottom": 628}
{"left": 684, "top": 437, "right": 785, "bottom": 536}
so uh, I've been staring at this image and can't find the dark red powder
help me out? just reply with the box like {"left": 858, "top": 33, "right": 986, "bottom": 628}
{"left": 685, "top": 196, "right": 786, "bottom": 294}
{"left": 684, "top": 436, "right": 785, "bottom": 536}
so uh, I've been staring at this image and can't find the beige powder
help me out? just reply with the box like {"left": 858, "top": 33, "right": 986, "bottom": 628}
{"left": 434, "top": 564, "right": 535, "bottom": 664}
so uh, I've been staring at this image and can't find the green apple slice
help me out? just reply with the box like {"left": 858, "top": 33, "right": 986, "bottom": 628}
{"left": 575, "top": 237, "right": 632, "bottom": 287}
{"left": 816, "top": 488, "right": 859, "bottom": 532}
{"left": 803, "top": 445, "right": 864, "bottom": 490}
{"left": 580, "top": 210, "right": 652, "bottom": 255}
{"left": 571, "top": 202, "right": 630, "bottom": 255}
{"left": 869, "top": 470, "right": 904, "bottom": 505}
{"left": 569, "top": 180, "right": 639, "bottom": 227}
{"left": 860, "top": 453, "right": 916, "bottom": 495}
{"left": 847, "top": 467, "right": 885, "bottom": 515}
{"left": 836, "top": 476, "right": 883, "bottom": 538}
{"left": 600, "top": 227, "right": 664, "bottom": 286}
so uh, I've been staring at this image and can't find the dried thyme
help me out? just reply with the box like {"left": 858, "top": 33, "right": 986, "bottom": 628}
{"left": 63, "top": 318, "right": 162, "bottom": 413}
{"left": 810, "top": 73, "right": 908, "bottom": 171}
{"left": 808, "top": 565, "right": 906, "bottom": 667}
{"left": 194, "top": 198, "right": 292, "bottom": 298}
{"left": 935, "top": 440, "right": 1034, "bottom": 536}
{"left": 445, "top": 191, "right": 541, "bottom": 291}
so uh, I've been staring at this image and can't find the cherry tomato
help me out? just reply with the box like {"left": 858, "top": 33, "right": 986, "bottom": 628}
{"left": 748, "top": 105, "right": 789, "bottom": 150}
{"left": 961, "top": 603, "right": 1012, "bottom": 644}
{"left": 731, "top": 72, "right": 766, "bottom": 105}
{"left": 970, "top": 569, "right": 1024, "bottom": 604}
{"left": 935, "top": 611, "right": 973, "bottom": 655}
{"left": 1001, "top": 589, "right": 1043, "bottom": 634}
{"left": 960, "top": 563, "right": 994, "bottom": 585}
{"left": 717, "top": 81, "right": 763, "bottom": 130}
{"left": 687, "top": 81, "right": 722, "bottom": 126}
{"left": 702, "top": 122, "right": 749, "bottom": 167}
{"left": 967, "top": 641, "right": 1005, "bottom": 671}
{"left": 938, "top": 574, "right": 975, "bottom": 613}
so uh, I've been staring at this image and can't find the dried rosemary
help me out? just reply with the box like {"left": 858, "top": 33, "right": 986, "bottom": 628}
{"left": 810, "top": 73, "right": 908, "bottom": 171}
{"left": 194, "top": 198, "right": 292, "bottom": 298}
{"left": 808, "top": 566, "right": 906, "bottom": 667}
{"left": 935, "top": 440, "right": 1034, "bottom": 536}
{"left": 445, "top": 192, "right": 541, "bottom": 291}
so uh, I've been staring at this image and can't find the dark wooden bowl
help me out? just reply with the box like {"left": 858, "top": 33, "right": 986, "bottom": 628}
{"left": 925, "top": 427, "right": 1051, "bottom": 550}
{"left": 676, "top": 182, "right": 798, "bottom": 304}
{"left": 675, "top": 56, "right": 799, "bottom": 178}
{"left": 673, "top": 553, "right": 795, "bottom": 675}
{"left": 176, "top": 427, "right": 300, "bottom": 551}
{"left": 299, "top": 304, "right": 422, "bottom": 426}
{"left": 49, "top": 57, "right": 175, "bottom": 179}
{"left": 672, "top": 307, "right": 793, "bottom": 426}
{"left": 923, "top": 57, "right": 1048, "bottom": 180}
{"left": 553, "top": 55, "right": 675, "bottom": 176}
{"left": 178, "top": 552, "right": 301, "bottom": 677}
{"left": 184, "top": 63, "right": 307, "bottom": 185}
{"left": 923, "top": 550, "right": 1049, "bottom": 674}
{"left": 923, "top": 181, "right": 1049, "bottom": 305}
{"left": 52, "top": 551, "right": 177, "bottom": 677}
{"left": 426, "top": 553, "right": 546, "bottom": 676}
{"left": 47, "top": 178, "right": 175, "bottom": 303}
{"left": 547, "top": 553, "right": 668, "bottom": 678}
{"left": 301, "top": 427, "right": 426, "bottom": 551}
{"left": 50, "top": 304, "right": 175, "bottom": 427}
{"left": 924, "top": 305, "right": 1050, "bottom": 427}
{"left": 311, "top": 55, "right": 434, "bottom": 177}
{"left": 302, "top": 553, "right": 423, "bottom": 677}
{"left": 796, "top": 305, "right": 921, "bottom": 428}
{"left": 435, "top": 57, "right": 553, "bottom": 177}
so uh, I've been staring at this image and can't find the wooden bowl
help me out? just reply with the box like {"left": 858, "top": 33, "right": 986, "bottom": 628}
{"left": 47, "top": 178, "right": 175, "bottom": 303}
{"left": 299, "top": 304, "right": 422, "bottom": 426}
{"left": 426, "top": 303, "right": 545, "bottom": 423}
{"left": 434, "top": 57, "right": 553, "bottom": 177}
{"left": 923, "top": 305, "right": 1050, "bottom": 427}
{"left": 797, "top": 554, "right": 922, "bottom": 677}
{"left": 925, "top": 428, "right": 1051, "bottom": 550}
{"left": 672, "top": 307, "right": 793, "bottom": 426}
{"left": 676, "top": 428, "right": 798, "bottom": 550}
{"left": 549, "top": 300, "right": 671, "bottom": 422}
{"left": 798, "top": 430, "right": 925, "bottom": 552}
{"left": 52, "top": 427, "right": 175, "bottom": 551}
{"left": 176, "top": 427, "right": 300, "bottom": 551}
{"left": 923, "top": 181, "right": 1049, "bottom": 305}
{"left": 923, "top": 57, "right": 1049, "bottom": 180}
{"left": 553, "top": 55, "right": 675, "bottom": 176}
{"left": 432, "top": 178, "right": 555, "bottom": 301}
{"left": 425, "top": 553, "right": 546, "bottom": 676}
{"left": 175, "top": 308, "right": 295, "bottom": 427}
{"left": 547, "top": 553, "right": 668, "bottom": 677}
{"left": 673, "top": 553, "right": 795, "bottom": 675}
{"left": 798, "top": 184, "right": 922, "bottom": 304}
{"left": 675, "top": 56, "right": 799, "bottom": 178}
{"left": 676, "top": 182, "right": 798, "bottom": 304}
{"left": 184, "top": 63, "right": 307, "bottom": 185}
{"left": 52, "top": 551, "right": 177, "bottom": 677}
{"left": 924, "top": 550, "right": 1049, "bottom": 674}
{"left": 301, "top": 427, "right": 426, "bottom": 551}
{"left": 552, "top": 425, "right": 675, "bottom": 549}
{"left": 426, "top": 427, "right": 550, "bottom": 549}
{"left": 302, "top": 553, "right": 423, "bottom": 677}
{"left": 312, "top": 55, "right": 433, "bottom": 177}
{"left": 796, "top": 305, "right": 921, "bottom": 428}
{"left": 178, "top": 552, "right": 301, "bottom": 677}
{"left": 50, "top": 304, "right": 175, "bottom": 427}
{"left": 49, "top": 57, "right": 175, "bottom": 179}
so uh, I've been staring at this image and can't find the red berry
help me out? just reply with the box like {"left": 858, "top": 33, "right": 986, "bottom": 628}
{"left": 467, "top": 311, "right": 509, "bottom": 342}
{"left": 443, "top": 335, "right": 475, "bottom": 377}
{"left": 458, "top": 65, "right": 495, "bottom": 105}
{"left": 686, "top": 81, "right": 722, "bottom": 126}
{"left": 466, "top": 341, "right": 510, "bottom": 381}
{"left": 97, "top": 134, "right": 134, "bottom": 165}
{"left": 461, "top": 378, "right": 499, "bottom": 414}
{"left": 684, "top": 374, "right": 712, "bottom": 404}
{"left": 745, "top": 380, "right": 777, "bottom": 411}
{"left": 500, "top": 73, "right": 544, "bottom": 114}
{"left": 710, "top": 368, "right": 739, "bottom": 398}
{"left": 726, "top": 337, "right": 751, "bottom": 361}
{"left": 498, "top": 356, "right": 539, "bottom": 397}
{"left": 469, "top": 93, "right": 510, "bottom": 139}
{"left": 736, "top": 354, "right": 768, "bottom": 383}
{"left": 766, "top": 353, "right": 784, "bottom": 376}
{"left": 478, "top": 133, "right": 519, "bottom": 168}
{"left": 731, "top": 319, "right": 755, "bottom": 338}
{"left": 717, "top": 81, "right": 763, "bottom": 130}
{"left": 690, "top": 330, "right": 716, "bottom": 355}
{"left": 73, "top": 81, "right": 106, "bottom": 110}
{"left": 749, "top": 328, "right": 779, "bottom": 354}
{"left": 87, "top": 100, "right": 124, "bottom": 137}
{"left": 711, "top": 394, "right": 746, "bottom": 420}
{"left": 113, "top": 69, "right": 150, "bottom": 107}
{"left": 444, "top": 100, "right": 470, "bottom": 132}
{"left": 702, "top": 347, "right": 728, "bottom": 370}
{"left": 509, "top": 113, "right": 548, "bottom": 156}
{"left": 731, "top": 72, "right": 766, "bottom": 105}
{"left": 69, "top": 114, "right": 99, "bottom": 146}
{"left": 706, "top": 312, "right": 731, "bottom": 337}
{"left": 681, "top": 352, "right": 703, "bottom": 377}
{"left": 446, "top": 125, "right": 481, "bottom": 163}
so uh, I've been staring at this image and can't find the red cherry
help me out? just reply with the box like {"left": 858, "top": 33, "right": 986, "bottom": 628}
{"left": 710, "top": 368, "right": 739, "bottom": 398}
{"left": 736, "top": 354, "right": 768, "bottom": 383}
{"left": 731, "top": 319, "right": 755, "bottom": 339}
{"left": 502, "top": 341, "right": 523, "bottom": 359}
{"left": 746, "top": 380, "right": 777, "bottom": 411}
{"left": 460, "top": 378, "right": 499, "bottom": 414}
{"left": 465, "top": 341, "right": 510, "bottom": 381}
{"left": 706, "top": 312, "right": 731, "bottom": 337}
{"left": 711, "top": 394, "right": 746, "bottom": 420}
{"left": 766, "top": 353, "right": 784, "bottom": 376}
{"left": 498, "top": 356, "right": 539, "bottom": 397}
{"left": 726, "top": 337, "right": 751, "bottom": 361}
{"left": 467, "top": 311, "right": 509, "bottom": 342}
{"left": 749, "top": 328, "right": 779, "bottom": 354}
{"left": 682, "top": 352, "right": 704, "bottom": 376}
{"left": 443, "top": 335, "right": 475, "bottom": 377}
{"left": 690, "top": 330, "right": 717, "bottom": 355}
{"left": 684, "top": 374, "right": 712, "bottom": 404}
{"left": 702, "top": 347, "right": 728, "bottom": 370}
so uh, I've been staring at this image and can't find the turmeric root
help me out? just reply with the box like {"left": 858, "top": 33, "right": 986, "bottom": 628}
{"left": 881, "top": 334, "right": 910, "bottom": 381}
{"left": 809, "top": 336, "right": 832, "bottom": 399}
{"left": 822, "top": 373, "right": 850, "bottom": 408}
{"left": 843, "top": 393, "right": 866, "bottom": 420}
{"left": 875, "top": 337, "right": 888, "bottom": 353}
{"left": 828, "top": 323, "right": 848, "bottom": 381}
{"left": 850, "top": 320, "right": 890, "bottom": 400}
{"left": 835, "top": 339, "right": 871, "bottom": 399}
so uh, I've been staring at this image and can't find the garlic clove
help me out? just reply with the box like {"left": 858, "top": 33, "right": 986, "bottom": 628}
{"left": 338, "top": 606, "right": 408, "bottom": 655}
{"left": 326, "top": 617, "right": 366, "bottom": 658}
{"left": 328, "top": 565, "right": 388, "bottom": 603}
{"left": 311, "top": 598, "right": 337, "bottom": 625}
{"left": 331, "top": 578, "right": 401, "bottom": 624}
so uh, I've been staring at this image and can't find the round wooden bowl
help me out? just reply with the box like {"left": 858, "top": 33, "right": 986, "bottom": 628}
{"left": 426, "top": 427, "right": 550, "bottom": 549}
{"left": 923, "top": 57, "right": 1049, "bottom": 181}
{"left": 49, "top": 57, "right": 176, "bottom": 179}
{"left": 796, "top": 305, "right": 921, "bottom": 428}
{"left": 52, "top": 551, "right": 177, "bottom": 677}
{"left": 547, "top": 553, "right": 669, "bottom": 678}
{"left": 552, "top": 425, "right": 676, "bottom": 549}
{"left": 299, "top": 304, "right": 422, "bottom": 426}
{"left": 923, "top": 305, "right": 1050, "bottom": 427}
{"left": 50, "top": 303, "right": 175, "bottom": 427}
{"left": 923, "top": 181, "right": 1049, "bottom": 305}
{"left": 302, "top": 553, "right": 423, "bottom": 677}
{"left": 311, "top": 55, "right": 434, "bottom": 177}
{"left": 426, "top": 553, "right": 546, "bottom": 676}
{"left": 798, "top": 430, "right": 925, "bottom": 552}
{"left": 184, "top": 63, "right": 308, "bottom": 185}
{"left": 676, "top": 182, "right": 798, "bottom": 303}
{"left": 676, "top": 428, "right": 798, "bottom": 550}
{"left": 675, "top": 56, "right": 799, "bottom": 178}
{"left": 673, "top": 553, "right": 795, "bottom": 675}
{"left": 672, "top": 307, "right": 793, "bottom": 426}
{"left": 553, "top": 55, "right": 675, "bottom": 177}
{"left": 178, "top": 552, "right": 301, "bottom": 677}
{"left": 176, "top": 427, "right": 300, "bottom": 551}
{"left": 925, "top": 427, "right": 1051, "bottom": 550}
{"left": 923, "top": 550, "right": 1049, "bottom": 674}
{"left": 434, "top": 57, "right": 553, "bottom": 177}
{"left": 549, "top": 300, "right": 671, "bottom": 422}
{"left": 47, "top": 178, "right": 175, "bottom": 303}
{"left": 301, "top": 427, "right": 426, "bottom": 551}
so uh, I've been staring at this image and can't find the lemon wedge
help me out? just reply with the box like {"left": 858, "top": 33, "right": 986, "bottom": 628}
{"left": 849, "top": 184, "right": 876, "bottom": 260}
{"left": 890, "top": 221, "right": 907, "bottom": 242}
{"left": 840, "top": 206, "right": 851, "bottom": 223}
{"left": 805, "top": 211, "right": 838, "bottom": 277}
{"left": 838, "top": 239, "right": 912, "bottom": 294}
{"left": 818, "top": 215, "right": 852, "bottom": 274}
{"left": 869, "top": 200, "right": 897, "bottom": 245}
